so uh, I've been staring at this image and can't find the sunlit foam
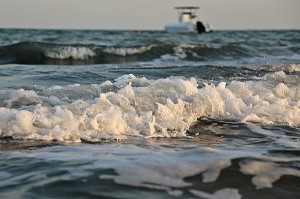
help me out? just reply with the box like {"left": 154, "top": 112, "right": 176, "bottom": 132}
{"left": 0, "top": 72, "right": 299, "bottom": 142}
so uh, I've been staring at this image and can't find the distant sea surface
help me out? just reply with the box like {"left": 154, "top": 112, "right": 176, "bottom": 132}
{"left": 0, "top": 29, "right": 300, "bottom": 199}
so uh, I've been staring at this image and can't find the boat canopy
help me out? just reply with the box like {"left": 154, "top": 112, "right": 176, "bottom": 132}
{"left": 175, "top": 6, "right": 200, "bottom": 10}
{"left": 174, "top": 6, "right": 199, "bottom": 17}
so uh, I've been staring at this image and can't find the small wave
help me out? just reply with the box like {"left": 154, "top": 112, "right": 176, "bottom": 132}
{"left": 0, "top": 42, "right": 255, "bottom": 65}
{"left": 0, "top": 72, "right": 299, "bottom": 142}
{"left": 262, "top": 71, "right": 300, "bottom": 86}
{"left": 257, "top": 64, "right": 300, "bottom": 73}
{"left": 102, "top": 45, "right": 155, "bottom": 56}
{"left": 0, "top": 42, "right": 98, "bottom": 64}
{"left": 0, "top": 42, "right": 46, "bottom": 64}
{"left": 46, "top": 46, "right": 95, "bottom": 60}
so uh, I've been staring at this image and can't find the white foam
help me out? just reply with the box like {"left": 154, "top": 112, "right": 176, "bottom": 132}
{"left": 103, "top": 45, "right": 155, "bottom": 56}
{"left": 190, "top": 188, "right": 241, "bottom": 199}
{"left": 46, "top": 47, "right": 95, "bottom": 60}
{"left": 0, "top": 88, "right": 64, "bottom": 108}
{"left": 167, "top": 190, "right": 183, "bottom": 196}
{"left": 173, "top": 45, "right": 187, "bottom": 59}
{"left": 100, "top": 157, "right": 231, "bottom": 189}
{"left": 0, "top": 72, "right": 299, "bottom": 141}
{"left": 239, "top": 160, "right": 300, "bottom": 189}
{"left": 246, "top": 123, "right": 300, "bottom": 148}
{"left": 263, "top": 71, "right": 300, "bottom": 86}
{"left": 157, "top": 45, "right": 195, "bottom": 61}
{"left": 0, "top": 89, "right": 41, "bottom": 108}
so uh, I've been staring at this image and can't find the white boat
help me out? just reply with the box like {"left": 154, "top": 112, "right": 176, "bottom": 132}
{"left": 164, "top": 6, "right": 212, "bottom": 33}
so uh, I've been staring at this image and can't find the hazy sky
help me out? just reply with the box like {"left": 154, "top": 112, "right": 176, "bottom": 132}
{"left": 0, "top": 0, "right": 299, "bottom": 30}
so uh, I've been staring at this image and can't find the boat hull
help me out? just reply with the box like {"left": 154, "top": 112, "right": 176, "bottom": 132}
{"left": 164, "top": 23, "right": 195, "bottom": 33}
{"left": 164, "top": 22, "right": 213, "bottom": 33}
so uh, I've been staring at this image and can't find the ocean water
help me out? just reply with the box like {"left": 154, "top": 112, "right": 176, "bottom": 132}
{"left": 0, "top": 29, "right": 300, "bottom": 199}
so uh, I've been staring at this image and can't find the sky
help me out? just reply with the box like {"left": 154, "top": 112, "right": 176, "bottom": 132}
{"left": 0, "top": 0, "right": 299, "bottom": 30}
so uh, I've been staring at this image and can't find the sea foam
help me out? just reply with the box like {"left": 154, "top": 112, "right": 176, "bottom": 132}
{"left": 0, "top": 72, "right": 299, "bottom": 142}
{"left": 103, "top": 45, "right": 155, "bottom": 56}
{"left": 46, "top": 47, "right": 95, "bottom": 60}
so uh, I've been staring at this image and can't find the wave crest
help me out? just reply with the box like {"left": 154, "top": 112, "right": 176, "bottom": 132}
{"left": 46, "top": 46, "right": 95, "bottom": 60}
{"left": 103, "top": 45, "right": 155, "bottom": 56}
{"left": 0, "top": 42, "right": 256, "bottom": 65}
{"left": 0, "top": 72, "right": 299, "bottom": 142}
{"left": 258, "top": 64, "right": 300, "bottom": 73}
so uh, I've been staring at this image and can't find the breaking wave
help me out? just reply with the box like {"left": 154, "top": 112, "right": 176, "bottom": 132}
{"left": 0, "top": 71, "right": 299, "bottom": 142}
{"left": 0, "top": 42, "right": 258, "bottom": 65}
{"left": 257, "top": 64, "right": 300, "bottom": 73}
{"left": 46, "top": 46, "right": 95, "bottom": 60}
